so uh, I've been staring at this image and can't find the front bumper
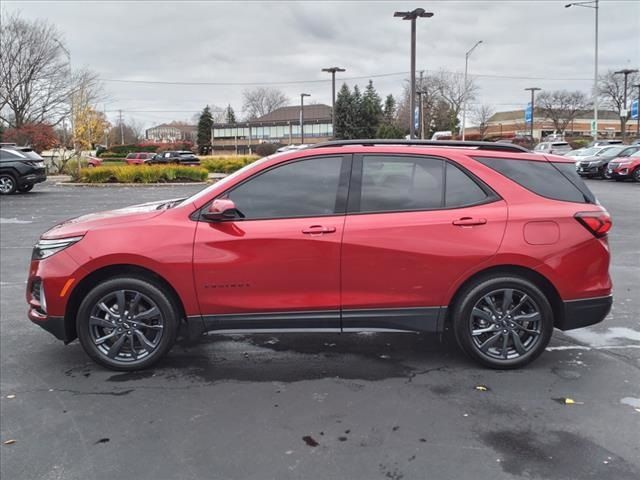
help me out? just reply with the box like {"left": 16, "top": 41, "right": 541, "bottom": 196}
{"left": 606, "top": 166, "right": 632, "bottom": 179}
{"left": 558, "top": 295, "right": 612, "bottom": 330}
{"left": 28, "top": 309, "right": 69, "bottom": 342}
{"left": 577, "top": 164, "right": 603, "bottom": 176}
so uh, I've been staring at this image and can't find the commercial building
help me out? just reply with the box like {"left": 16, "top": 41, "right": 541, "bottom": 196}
{"left": 212, "top": 104, "right": 333, "bottom": 154}
{"left": 466, "top": 109, "right": 638, "bottom": 140}
{"left": 145, "top": 122, "right": 197, "bottom": 144}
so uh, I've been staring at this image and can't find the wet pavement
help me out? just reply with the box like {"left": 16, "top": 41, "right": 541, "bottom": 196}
{"left": 1, "top": 179, "right": 638, "bottom": 480}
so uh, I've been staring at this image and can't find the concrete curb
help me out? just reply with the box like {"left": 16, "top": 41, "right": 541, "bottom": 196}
{"left": 56, "top": 182, "right": 210, "bottom": 187}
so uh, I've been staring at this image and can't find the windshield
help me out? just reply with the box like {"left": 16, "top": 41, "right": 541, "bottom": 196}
{"left": 597, "top": 146, "right": 624, "bottom": 156}
{"left": 578, "top": 147, "right": 600, "bottom": 156}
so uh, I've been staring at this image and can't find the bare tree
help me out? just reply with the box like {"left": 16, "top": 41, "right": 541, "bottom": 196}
{"left": 242, "top": 87, "right": 288, "bottom": 120}
{"left": 0, "top": 12, "right": 72, "bottom": 127}
{"left": 472, "top": 104, "right": 495, "bottom": 139}
{"left": 436, "top": 70, "right": 478, "bottom": 133}
{"left": 537, "top": 90, "right": 591, "bottom": 134}
{"left": 599, "top": 69, "right": 640, "bottom": 137}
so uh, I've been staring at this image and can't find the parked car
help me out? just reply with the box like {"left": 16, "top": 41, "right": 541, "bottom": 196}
{"left": 276, "top": 144, "right": 307, "bottom": 153}
{"left": 631, "top": 138, "right": 640, "bottom": 145}
{"left": 577, "top": 145, "right": 640, "bottom": 178}
{"left": 0, "top": 145, "right": 47, "bottom": 195}
{"left": 27, "top": 140, "right": 612, "bottom": 371}
{"left": 533, "top": 141, "right": 572, "bottom": 155}
{"left": 150, "top": 151, "right": 200, "bottom": 166}
{"left": 125, "top": 152, "right": 156, "bottom": 165}
{"left": 87, "top": 156, "right": 103, "bottom": 168}
{"left": 606, "top": 150, "right": 640, "bottom": 182}
{"left": 588, "top": 139, "right": 623, "bottom": 147}
{"left": 565, "top": 146, "right": 608, "bottom": 160}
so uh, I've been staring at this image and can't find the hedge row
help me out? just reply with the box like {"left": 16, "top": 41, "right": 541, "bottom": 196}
{"left": 200, "top": 155, "right": 258, "bottom": 173}
{"left": 77, "top": 165, "right": 208, "bottom": 183}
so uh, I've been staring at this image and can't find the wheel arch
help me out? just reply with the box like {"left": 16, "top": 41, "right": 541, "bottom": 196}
{"left": 63, "top": 264, "right": 187, "bottom": 343}
{"left": 446, "top": 264, "right": 565, "bottom": 329}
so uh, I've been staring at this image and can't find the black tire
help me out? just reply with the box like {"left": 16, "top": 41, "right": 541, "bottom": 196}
{"left": 76, "top": 277, "right": 179, "bottom": 370}
{"left": 633, "top": 167, "right": 640, "bottom": 183}
{"left": 0, "top": 172, "right": 17, "bottom": 195}
{"left": 451, "top": 275, "right": 554, "bottom": 369}
{"left": 18, "top": 184, "right": 34, "bottom": 193}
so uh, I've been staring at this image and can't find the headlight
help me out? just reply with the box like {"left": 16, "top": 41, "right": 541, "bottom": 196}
{"left": 32, "top": 236, "right": 83, "bottom": 260}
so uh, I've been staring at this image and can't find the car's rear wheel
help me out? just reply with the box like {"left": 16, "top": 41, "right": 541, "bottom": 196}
{"left": 0, "top": 173, "right": 17, "bottom": 195}
{"left": 452, "top": 275, "right": 554, "bottom": 369}
{"left": 77, "top": 277, "right": 179, "bottom": 370}
{"left": 18, "top": 183, "right": 34, "bottom": 193}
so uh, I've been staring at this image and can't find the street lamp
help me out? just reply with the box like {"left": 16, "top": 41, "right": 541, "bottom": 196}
{"left": 524, "top": 87, "right": 541, "bottom": 140}
{"left": 614, "top": 68, "right": 639, "bottom": 141}
{"left": 321, "top": 67, "right": 346, "bottom": 136}
{"left": 461, "top": 40, "right": 482, "bottom": 141}
{"left": 394, "top": 8, "right": 434, "bottom": 139}
{"left": 565, "top": 0, "right": 599, "bottom": 140}
{"left": 300, "top": 93, "right": 310, "bottom": 145}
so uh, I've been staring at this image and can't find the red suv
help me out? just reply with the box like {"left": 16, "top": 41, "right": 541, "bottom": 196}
{"left": 607, "top": 150, "right": 640, "bottom": 181}
{"left": 26, "top": 141, "right": 612, "bottom": 371}
{"left": 124, "top": 152, "right": 155, "bottom": 165}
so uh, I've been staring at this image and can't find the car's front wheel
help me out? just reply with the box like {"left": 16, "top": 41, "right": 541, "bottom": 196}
{"left": 633, "top": 167, "right": 640, "bottom": 182}
{"left": 452, "top": 275, "right": 554, "bottom": 369}
{"left": 77, "top": 277, "right": 179, "bottom": 370}
{"left": 0, "top": 173, "right": 17, "bottom": 195}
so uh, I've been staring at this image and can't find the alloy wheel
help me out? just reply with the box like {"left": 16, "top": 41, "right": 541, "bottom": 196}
{"left": 469, "top": 288, "right": 542, "bottom": 361}
{"left": 88, "top": 289, "right": 164, "bottom": 363}
{"left": 0, "top": 176, "right": 15, "bottom": 194}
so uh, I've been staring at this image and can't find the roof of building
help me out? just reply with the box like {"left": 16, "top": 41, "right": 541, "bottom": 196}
{"left": 252, "top": 104, "right": 332, "bottom": 123}
{"left": 488, "top": 109, "right": 620, "bottom": 123}
{"left": 147, "top": 122, "right": 196, "bottom": 132}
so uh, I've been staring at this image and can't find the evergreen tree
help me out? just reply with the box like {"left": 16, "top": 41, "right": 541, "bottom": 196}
{"left": 351, "top": 85, "right": 363, "bottom": 138}
{"left": 383, "top": 95, "right": 396, "bottom": 125}
{"left": 360, "top": 80, "right": 383, "bottom": 138}
{"left": 225, "top": 104, "right": 236, "bottom": 125}
{"left": 334, "top": 83, "right": 354, "bottom": 139}
{"left": 376, "top": 122, "right": 405, "bottom": 139}
{"left": 197, "top": 105, "right": 213, "bottom": 155}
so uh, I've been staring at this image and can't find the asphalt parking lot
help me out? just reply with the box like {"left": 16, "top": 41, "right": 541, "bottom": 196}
{"left": 1, "top": 179, "right": 638, "bottom": 480}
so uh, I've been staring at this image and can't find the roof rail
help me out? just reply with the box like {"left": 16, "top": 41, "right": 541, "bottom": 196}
{"left": 308, "top": 139, "right": 530, "bottom": 153}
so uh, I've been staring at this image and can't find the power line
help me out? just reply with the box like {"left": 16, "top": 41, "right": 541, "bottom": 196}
{"left": 100, "top": 70, "right": 593, "bottom": 87}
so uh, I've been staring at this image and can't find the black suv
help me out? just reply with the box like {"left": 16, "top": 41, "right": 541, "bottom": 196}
{"left": 150, "top": 150, "right": 200, "bottom": 166}
{"left": 0, "top": 145, "right": 47, "bottom": 195}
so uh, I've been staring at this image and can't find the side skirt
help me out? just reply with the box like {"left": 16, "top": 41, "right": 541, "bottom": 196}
{"left": 193, "top": 307, "right": 446, "bottom": 335}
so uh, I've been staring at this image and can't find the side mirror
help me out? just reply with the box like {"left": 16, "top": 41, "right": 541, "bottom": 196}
{"left": 202, "top": 198, "right": 243, "bottom": 221}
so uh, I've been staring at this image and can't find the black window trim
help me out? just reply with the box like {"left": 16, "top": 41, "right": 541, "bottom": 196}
{"left": 347, "top": 153, "right": 501, "bottom": 216}
{"left": 195, "top": 153, "right": 353, "bottom": 222}
{"left": 472, "top": 155, "right": 595, "bottom": 205}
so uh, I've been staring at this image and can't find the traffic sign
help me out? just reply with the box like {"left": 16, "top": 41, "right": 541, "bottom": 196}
{"left": 414, "top": 107, "right": 420, "bottom": 131}
{"left": 631, "top": 99, "right": 639, "bottom": 120}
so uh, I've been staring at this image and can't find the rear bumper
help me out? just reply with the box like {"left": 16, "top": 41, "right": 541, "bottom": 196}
{"left": 19, "top": 171, "right": 47, "bottom": 186}
{"left": 558, "top": 295, "right": 612, "bottom": 331}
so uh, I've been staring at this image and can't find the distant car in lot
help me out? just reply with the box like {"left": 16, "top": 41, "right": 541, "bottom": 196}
{"left": 631, "top": 138, "right": 640, "bottom": 145}
{"left": 565, "top": 146, "right": 608, "bottom": 160}
{"left": 606, "top": 150, "right": 640, "bottom": 182}
{"left": 125, "top": 152, "right": 156, "bottom": 165}
{"left": 276, "top": 144, "right": 307, "bottom": 153}
{"left": 27, "top": 139, "right": 612, "bottom": 371}
{"left": 150, "top": 151, "right": 200, "bottom": 166}
{"left": 0, "top": 145, "right": 47, "bottom": 195}
{"left": 577, "top": 145, "right": 640, "bottom": 178}
{"left": 87, "top": 156, "right": 103, "bottom": 168}
{"left": 589, "top": 139, "right": 623, "bottom": 147}
{"left": 533, "top": 141, "right": 572, "bottom": 155}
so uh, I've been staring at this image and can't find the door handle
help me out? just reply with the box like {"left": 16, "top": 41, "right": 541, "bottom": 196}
{"left": 302, "top": 225, "right": 336, "bottom": 234}
{"left": 452, "top": 217, "right": 487, "bottom": 227}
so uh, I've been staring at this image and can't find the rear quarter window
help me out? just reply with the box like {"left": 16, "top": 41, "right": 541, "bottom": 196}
{"left": 473, "top": 156, "right": 594, "bottom": 204}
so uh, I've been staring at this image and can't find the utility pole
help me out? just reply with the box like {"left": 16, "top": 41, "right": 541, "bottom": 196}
{"left": 118, "top": 110, "right": 124, "bottom": 145}
{"left": 524, "top": 87, "right": 541, "bottom": 141}
{"left": 300, "top": 93, "right": 310, "bottom": 144}
{"left": 321, "top": 67, "right": 346, "bottom": 136}
{"left": 565, "top": 0, "right": 599, "bottom": 140}
{"left": 614, "top": 68, "right": 639, "bottom": 141}
{"left": 461, "top": 40, "right": 483, "bottom": 141}
{"left": 394, "top": 8, "right": 434, "bottom": 139}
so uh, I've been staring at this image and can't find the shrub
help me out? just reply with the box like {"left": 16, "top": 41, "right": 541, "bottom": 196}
{"left": 77, "top": 165, "right": 208, "bottom": 183}
{"left": 200, "top": 155, "right": 258, "bottom": 173}
{"left": 255, "top": 143, "right": 280, "bottom": 157}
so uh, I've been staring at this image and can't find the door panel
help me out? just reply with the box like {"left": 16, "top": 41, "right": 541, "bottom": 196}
{"left": 340, "top": 201, "right": 508, "bottom": 311}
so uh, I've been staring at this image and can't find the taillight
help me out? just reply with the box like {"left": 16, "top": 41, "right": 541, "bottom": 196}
{"left": 575, "top": 211, "right": 612, "bottom": 238}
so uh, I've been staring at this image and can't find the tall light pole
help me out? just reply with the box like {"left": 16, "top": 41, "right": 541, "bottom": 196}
{"left": 53, "top": 38, "right": 79, "bottom": 177}
{"left": 394, "top": 8, "right": 434, "bottom": 139}
{"left": 461, "top": 40, "right": 482, "bottom": 141}
{"left": 565, "top": 0, "right": 599, "bottom": 140}
{"left": 321, "top": 67, "right": 345, "bottom": 136}
{"left": 633, "top": 83, "right": 640, "bottom": 138}
{"left": 614, "top": 68, "right": 639, "bottom": 141}
{"left": 300, "top": 93, "right": 310, "bottom": 145}
{"left": 524, "top": 87, "right": 541, "bottom": 140}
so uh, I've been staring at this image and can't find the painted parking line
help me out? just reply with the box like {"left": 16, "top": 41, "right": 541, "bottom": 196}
{"left": 546, "top": 345, "right": 640, "bottom": 351}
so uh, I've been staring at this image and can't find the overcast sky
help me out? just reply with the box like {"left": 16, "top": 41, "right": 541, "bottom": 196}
{"left": 5, "top": 0, "right": 640, "bottom": 128}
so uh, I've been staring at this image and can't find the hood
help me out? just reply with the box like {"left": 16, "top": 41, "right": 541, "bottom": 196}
{"left": 41, "top": 198, "right": 182, "bottom": 239}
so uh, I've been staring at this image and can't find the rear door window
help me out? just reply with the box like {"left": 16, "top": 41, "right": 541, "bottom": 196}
{"left": 445, "top": 162, "right": 489, "bottom": 207}
{"left": 474, "top": 157, "right": 594, "bottom": 204}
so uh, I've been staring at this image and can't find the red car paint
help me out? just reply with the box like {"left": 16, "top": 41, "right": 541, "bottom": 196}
{"left": 607, "top": 152, "right": 640, "bottom": 181}
{"left": 27, "top": 144, "right": 612, "bottom": 351}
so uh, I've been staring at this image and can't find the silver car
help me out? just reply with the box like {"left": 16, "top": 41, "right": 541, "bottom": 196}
{"left": 533, "top": 141, "right": 572, "bottom": 155}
